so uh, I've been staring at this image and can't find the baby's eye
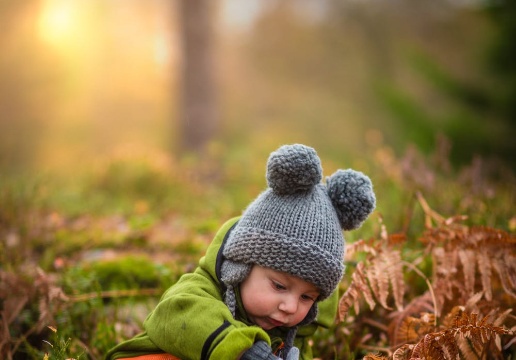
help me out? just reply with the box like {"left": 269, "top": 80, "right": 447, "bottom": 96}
{"left": 301, "top": 294, "right": 316, "bottom": 302}
{"left": 272, "top": 281, "right": 286, "bottom": 291}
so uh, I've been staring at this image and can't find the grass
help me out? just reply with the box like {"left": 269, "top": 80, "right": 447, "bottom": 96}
{"left": 0, "top": 141, "right": 514, "bottom": 359}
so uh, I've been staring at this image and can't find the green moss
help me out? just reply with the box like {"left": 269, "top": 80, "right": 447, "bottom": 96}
{"left": 82, "top": 255, "right": 175, "bottom": 291}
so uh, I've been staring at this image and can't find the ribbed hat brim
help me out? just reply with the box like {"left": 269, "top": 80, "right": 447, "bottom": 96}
{"left": 223, "top": 226, "right": 344, "bottom": 299}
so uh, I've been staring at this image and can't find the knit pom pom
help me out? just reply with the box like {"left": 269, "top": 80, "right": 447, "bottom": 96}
{"left": 327, "top": 169, "right": 376, "bottom": 230}
{"left": 266, "top": 144, "right": 322, "bottom": 195}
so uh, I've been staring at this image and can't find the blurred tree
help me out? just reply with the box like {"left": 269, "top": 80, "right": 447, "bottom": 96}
{"left": 178, "top": 0, "right": 218, "bottom": 156}
{"left": 242, "top": 0, "right": 515, "bottom": 170}
{"left": 376, "top": 0, "right": 516, "bottom": 169}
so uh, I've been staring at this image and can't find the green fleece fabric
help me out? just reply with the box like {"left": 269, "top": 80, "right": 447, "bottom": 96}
{"left": 105, "top": 217, "right": 338, "bottom": 360}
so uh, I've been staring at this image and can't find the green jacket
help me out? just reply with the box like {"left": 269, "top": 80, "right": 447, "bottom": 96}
{"left": 106, "top": 217, "right": 338, "bottom": 360}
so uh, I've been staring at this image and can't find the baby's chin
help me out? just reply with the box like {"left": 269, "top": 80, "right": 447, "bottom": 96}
{"left": 252, "top": 316, "right": 283, "bottom": 330}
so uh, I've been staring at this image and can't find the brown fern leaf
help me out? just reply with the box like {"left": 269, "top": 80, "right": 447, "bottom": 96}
{"left": 410, "top": 333, "right": 449, "bottom": 359}
{"left": 384, "top": 250, "right": 405, "bottom": 312}
{"left": 367, "top": 255, "right": 392, "bottom": 310}
{"left": 363, "top": 247, "right": 405, "bottom": 312}
{"left": 458, "top": 248, "right": 476, "bottom": 296}
{"left": 476, "top": 251, "right": 493, "bottom": 301}
{"left": 424, "top": 217, "right": 516, "bottom": 307}
{"left": 392, "top": 308, "right": 514, "bottom": 360}
{"left": 345, "top": 238, "right": 379, "bottom": 260}
{"left": 491, "top": 308, "right": 512, "bottom": 327}
{"left": 468, "top": 225, "right": 515, "bottom": 246}
{"left": 439, "top": 311, "right": 510, "bottom": 359}
{"left": 492, "top": 251, "right": 516, "bottom": 299}
{"left": 432, "top": 248, "right": 458, "bottom": 316}
{"left": 388, "top": 292, "right": 435, "bottom": 348}
{"left": 387, "top": 233, "right": 407, "bottom": 247}
{"left": 339, "top": 262, "right": 376, "bottom": 320}
{"left": 391, "top": 344, "right": 414, "bottom": 360}
{"left": 456, "top": 335, "right": 479, "bottom": 359}
{"left": 394, "top": 313, "right": 436, "bottom": 346}
{"left": 441, "top": 292, "right": 484, "bottom": 330}
{"left": 439, "top": 331, "right": 461, "bottom": 360}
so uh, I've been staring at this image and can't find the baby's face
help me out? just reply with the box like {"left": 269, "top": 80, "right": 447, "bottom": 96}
{"left": 239, "top": 265, "right": 320, "bottom": 330}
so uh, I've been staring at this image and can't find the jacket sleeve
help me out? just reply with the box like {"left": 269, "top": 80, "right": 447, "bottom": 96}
{"left": 144, "top": 266, "right": 270, "bottom": 360}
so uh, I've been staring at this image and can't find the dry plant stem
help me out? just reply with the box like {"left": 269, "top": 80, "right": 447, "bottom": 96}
{"left": 356, "top": 343, "right": 392, "bottom": 356}
{"left": 401, "top": 261, "right": 438, "bottom": 326}
{"left": 69, "top": 288, "right": 162, "bottom": 302}
{"left": 415, "top": 191, "right": 445, "bottom": 226}
{"left": 363, "top": 318, "right": 389, "bottom": 332}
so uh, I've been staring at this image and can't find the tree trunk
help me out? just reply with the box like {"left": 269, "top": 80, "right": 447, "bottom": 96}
{"left": 178, "top": 0, "right": 218, "bottom": 156}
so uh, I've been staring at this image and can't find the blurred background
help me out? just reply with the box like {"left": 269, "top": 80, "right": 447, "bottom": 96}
{"left": 1, "top": 2, "right": 515, "bottom": 357}
{"left": 1, "top": 0, "right": 515, "bottom": 231}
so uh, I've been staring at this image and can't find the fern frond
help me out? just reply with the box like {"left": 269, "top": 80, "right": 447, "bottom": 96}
{"left": 456, "top": 334, "right": 479, "bottom": 359}
{"left": 387, "top": 233, "right": 407, "bottom": 247}
{"left": 384, "top": 250, "right": 405, "bottom": 312}
{"left": 476, "top": 251, "right": 493, "bottom": 301}
{"left": 492, "top": 308, "right": 512, "bottom": 327}
{"left": 388, "top": 306, "right": 514, "bottom": 359}
{"left": 346, "top": 238, "right": 378, "bottom": 259}
{"left": 432, "top": 248, "right": 457, "bottom": 315}
{"left": 468, "top": 225, "right": 515, "bottom": 246}
{"left": 458, "top": 249, "right": 476, "bottom": 295}
{"left": 492, "top": 254, "right": 516, "bottom": 299}
{"left": 391, "top": 344, "right": 414, "bottom": 360}
{"left": 339, "top": 263, "right": 375, "bottom": 320}
{"left": 394, "top": 313, "right": 436, "bottom": 346}
{"left": 388, "top": 292, "right": 435, "bottom": 348}
{"left": 410, "top": 310, "right": 512, "bottom": 360}
{"left": 367, "top": 255, "right": 392, "bottom": 310}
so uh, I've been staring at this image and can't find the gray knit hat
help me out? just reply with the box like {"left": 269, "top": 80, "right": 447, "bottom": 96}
{"left": 221, "top": 144, "right": 375, "bottom": 355}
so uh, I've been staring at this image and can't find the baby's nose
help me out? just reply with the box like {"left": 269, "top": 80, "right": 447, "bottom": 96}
{"left": 278, "top": 295, "right": 298, "bottom": 314}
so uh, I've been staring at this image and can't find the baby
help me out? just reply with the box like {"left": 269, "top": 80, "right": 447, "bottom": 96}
{"left": 106, "top": 144, "right": 376, "bottom": 360}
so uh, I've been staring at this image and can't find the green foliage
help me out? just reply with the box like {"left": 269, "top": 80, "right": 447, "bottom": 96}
{"left": 485, "top": 0, "right": 516, "bottom": 121}
{"left": 1, "top": 137, "right": 514, "bottom": 359}
{"left": 374, "top": 82, "right": 437, "bottom": 154}
{"left": 80, "top": 255, "right": 175, "bottom": 291}
{"left": 42, "top": 327, "right": 86, "bottom": 360}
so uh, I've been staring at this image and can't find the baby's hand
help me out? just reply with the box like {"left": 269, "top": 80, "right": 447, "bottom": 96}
{"left": 284, "top": 346, "right": 299, "bottom": 360}
{"left": 240, "top": 341, "right": 280, "bottom": 360}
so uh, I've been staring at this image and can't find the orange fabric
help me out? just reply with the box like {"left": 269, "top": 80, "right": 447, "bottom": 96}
{"left": 274, "top": 342, "right": 285, "bottom": 356}
{"left": 118, "top": 354, "right": 181, "bottom": 360}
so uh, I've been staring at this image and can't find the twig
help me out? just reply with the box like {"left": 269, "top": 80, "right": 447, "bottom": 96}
{"left": 415, "top": 191, "right": 445, "bottom": 227}
{"left": 402, "top": 261, "right": 438, "bottom": 326}
{"left": 362, "top": 318, "right": 389, "bottom": 332}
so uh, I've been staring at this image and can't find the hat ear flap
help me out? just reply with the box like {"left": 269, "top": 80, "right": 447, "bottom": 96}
{"left": 220, "top": 260, "right": 252, "bottom": 285}
{"left": 326, "top": 169, "right": 376, "bottom": 230}
{"left": 220, "top": 260, "right": 252, "bottom": 318}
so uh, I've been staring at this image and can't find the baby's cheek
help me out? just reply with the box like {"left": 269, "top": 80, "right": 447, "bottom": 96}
{"left": 293, "top": 304, "right": 312, "bottom": 324}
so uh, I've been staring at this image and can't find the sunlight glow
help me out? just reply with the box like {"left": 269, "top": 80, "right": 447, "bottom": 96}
{"left": 38, "top": 0, "right": 77, "bottom": 45}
